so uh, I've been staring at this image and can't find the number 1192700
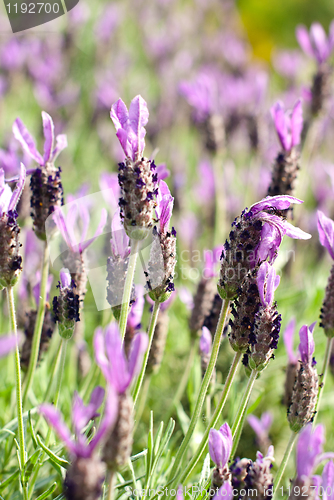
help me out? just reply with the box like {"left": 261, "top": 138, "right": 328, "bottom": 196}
{"left": 6, "top": 2, "right": 60, "bottom": 14}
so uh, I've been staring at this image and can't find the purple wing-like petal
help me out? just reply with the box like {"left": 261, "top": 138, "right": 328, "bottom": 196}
{"left": 8, "top": 162, "right": 26, "bottom": 212}
{"left": 116, "top": 128, "right": 131, "bottom": 158}
{"left": 93, "top": 327, "right": 112, "bottom": 383}
{"left": 127, "top": 286, "right": 145, "bottom": 329}
{"left": 80, "top": 208, "right": 107, "bottom": 253}
{"left": 291, "top": 100, "right": 303, "bottom": 148}
{"left": 296, "top": 25, "right": 315, "bottom": 59}
{"left": 128, "top": 332, "right": 149, "bottom": 382}
{"left": 52, "top": 134, "right": 67, "bottom": 161}
{"left": 105, "top": 322, "right": 130, "bottom": 393}
{"left": 72, "top": 386, "right": 105, "bottom": 436}
{"left": 200, "top": 326, "right": 212, "bottom": 355}
{"left": 297, "top": 424, "right": 324, "bottom": 478}
{"left": 317, "top": 211, "right": 334, "bottom": 260}
{"left": 271, "top": 101, "right": 290, "bottom": 150}
{"left": 88, "top": 385, "right": 118, "bottom": 456}
{"left": 310, "top": 23, "right": 328, "bottom": 63}
{"left": 261, "top": 412, "right": 273, "bottom": 431}
{"left": 283, "top": 220, "right": 312, "bottom": 240}
{"left": 283, "top": 318, "right": 298, "bottom": 364}
{"left": 12, "top": 118, "right": 43, "bottom": 164}
{"left": 128, "top": 95, "right": 149, "bottom": 158}
{"left": 0, "top": 335, "right": 16, "bottom": 358}
{"left": 257, "top": 262, "right": 279, "bottom": 307}
{"left": 208, "top": 423, "right": 232, "bottom": 468}
{"left": 322, "top": 461, "right": 334, "bottom": 500}
{"left": 42, "top": 111, "right": 54, "bottom": 164}
{"left": 53, "top": 207, "right": 74, "bottom": 252}
{"left": 60, "top": 268, "right": 71, "bottom": 289}
{"left": 110, "top": 98, "right": 129, "bottom": 131}
{"left": 250, "top": 195, "right": 303, "bottom": 215}
{"left": 247, "top": 415, "right": 264, "bottom": 439}
{"left": 111, "top": 211, "right": 130, "bottom": 259}
{"left": 39, "top": 404, "right": 75, "bottom": 455}
{"left": 299, "top": 323, "right": 316, "bottom": 364}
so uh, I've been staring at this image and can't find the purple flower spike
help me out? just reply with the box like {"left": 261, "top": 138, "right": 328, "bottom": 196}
{"left": 200, "top": 326, "right": 212, "bottom": 355}
{"left": 13, "top": 112, "right": 67, "bottom": 166}
{"left": 296, "top": 22, "right": 334, "bottom": 64}
{"left": 296, "top": 424, "right": 325, "bottom": 479}
{"left": 110, "top": 95, "right": 149, "bottom": 161}
{"left": 257, "top": 262, "right": 280, "bottom": 307}
{"left": 94, "top": 322, "right": 148, "bottom": 394}
{"left": 208, "top": 423, "right": 233, "bottom": 469}
{"left": 271, "top": 100, "right": 303, "bottom": 152}
{"left": 283, "top": 318, "right": 298, "bottom": 364}
{"left": 317, "top": 211, "right": 334, "bottom": 260}
{"left": 0, "top": 335, "right": 16, "bottom": 358}
{"left": 40, "top": 385, "right": 118, "bottom": 459}
{"left": 298, "top": 322, "right": 317, "bottom": 364}
{"left": 322, "top": 461, "right": 334, "bottom": 500}
{"left": 156, "top": 180, "right": 174, "bottom": 233}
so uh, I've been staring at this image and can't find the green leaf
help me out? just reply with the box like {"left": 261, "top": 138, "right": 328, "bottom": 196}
{"left": 28, "top": 411, "right": 39, "bottom": 449}
{"left": 153, "top": 422, "right": 164, "bottom": 457}
{"left": 175, "top": 403, "right": 190, "bottom": 436}
{"left": 199, "top": 453, "right": 211, "bottom": 488}
{"left": 22, "top": 449, "right": 42, "bottom": 485}
{"left": 53, "top": 495, "right": 65, "bottom": 500}
{"left": 35, "top": 482, "right": 57, "bottom": 500}
{"left": 0, "top": 409, "right": 37, "bottom": 444}
{"left": 0, "top": 469, "right": 20, "bottom": 491}
{"left": 131, "top": 449, "right": 147, "bottom": 462}
{"left": 36, "top": 435, "right": 69, "bottom": 469}
{"left": 147, "top": 419, "right": 175, "bottom": 490}
{"left": 145, "top": 412, "right": 154, "bottom": 485}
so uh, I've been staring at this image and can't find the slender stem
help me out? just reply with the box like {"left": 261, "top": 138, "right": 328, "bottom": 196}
{"left": 169, "top": 300, "right": 230, "bottom": 481}
{"left": 108, "top": 472, "right": 115, "bottom": 500}
{"left": 23, "top": 241, "right": 50, "bottom": 407}
{"left": 165, "top": 340, "right": 197, "bottom": 422}
{"left": 134, "top": 376, "right": 151, "bottom": 432}
{"left": 6, "top": 287, "right": 26, "bottom": 469}
{"left": 230, "top": 398, "right": 248, "bottom": 459}
{"left": 273, "top": 431, "right": 298, "bottom": 498}
{"left": 28, "top": 339, "right": 68, "bottom": 500}
{"left": 178, "top": 351, "right": 241, "bottom": 485}
{"left": 231, "top": 369, "right": 257, "bottom": 440}
{"left": 133, "top": 301, "right": 160, "bottom": 407}
{"left": 119, "top": 239, "right": 139, "bottom": 341}
{"left": 313, "top": 336, "right": 333, "bottom": 425}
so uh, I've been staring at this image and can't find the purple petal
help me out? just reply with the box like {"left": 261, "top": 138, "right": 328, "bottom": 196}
{"left": 39, "top": 404, "right": 75, "bottom": 455}
{"left": 53, "top": 207, "right": 74, "bottom": 251}
{"left": 88, "top": 385, "right": 118, "bottom": 455}
{"left": 250, "top": 195, "right": 303, "bottom": 214}
{"left": 203, "top": 250, "right": 216, "bottom": 278}
{"left": 328, "top": 20, "right": 334, "bottom": 53}
{"left": 12, "top": 118, "right": 43, "bottom": 164}
{"left": 283, "top": 318, "right": 298, "bottom": 364}
{"left": 116, "top": 128, "right": 131, "bottom": 159}
{"left": 213, "top": 483, "right": 233, "bottom": 500}
{"left": 156, "top": 163, "right": 170, "bottom": 181}
{"left": 261, "top": 412, "right": 273, "bottom": 432}
{"left": 296, "top": 25, "right": 315, "bottom": 59}
{"left": 99, "top": 172, "right": 120, "bottom": 211}
{"left": 317, "top": 211, "right": 334, "bottom": 259}
{"left": 105, "top": 322, "right": 130, "bottom": 392}
{"left": 200, "top": 326, "right": 212, "bottom": 355}
{"left": 72, "top": 386, "right": 105, "bottom": 437}
{"left": 271, "top": 101, "right": 290, "bottom": 150}
{"left": 0, "top": 335, "right": 16, "bottom": 358}
{"left": 247, "top": 415, "right": 264, "bottom": 440}
{"left": 127, "top": 286, "right": 145, "bottom": 329}
{"left": 52, "top": 134, "right": 67, "bottom": 162}
{"left": 257, "top": 262, "right": 280, "bottom": 307}
{"left": 256, "top": 222, "right": 281, "bottom": 264}
{"left": 322, "top": 462, "right": 334, "bottom": 500}
{"left": 8, "top": 162, "right": 26, "bottom": 212}
{"left": 111, "top": 211, "right": 130, "bottom": 259}
{"left": 41, "top": 111, "right": 54, "bottom": 164}
{"left": 310, "top": 23, "right": 328, "bottom": 63}
{"left": 93, "top": 327, "right": 112, "bottom": 383}
{"left": 128, "top": 332, "right": 149, "bottom": 382}
{"left": 110, "top": 98, "right": 129, "bottom": 132}
{"left": 156, "top": 180, "right": 174, "bottom": 233}
{"left": 282, "top": 220, "right": 312, "bottom": 240}
{"left": 208, "top": 423, "right": 232, "bottom": 468}
{"left": 298, "top": 323, "right": 316, "bottom": 364}
{"left": 60, "top": 268, "right": 71, "bottom": 289}
{"left": 297, "top": 424, "right": 325, "bottom": 478}
{"left": 176, "top": 486, "right": 184, "bottom": 500}
{"left": 128, "top": 95, "right": 149, "bottom": 158}
{"left": 291, "top": 100, "right": 303, "bottom": 148}
{"left": 80, "top": 208, "right": 107, "bottom": 253}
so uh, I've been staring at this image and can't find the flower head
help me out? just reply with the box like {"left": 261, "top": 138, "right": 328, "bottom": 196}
{"left": 257, "top": 261, "right": 280, "bottom": 308}
{"left": 110, "top": 95, "right": 149, "bottom": 161}
{"left": 296, "top": 22, "right": 334, "bottom": 64}
{"left": 271, "top": 100, "right": 303, "bottom": 152}
{"left": 296, "top": 424, "right": 325, "bottom": 479}
{"left": 13, "top": 112, "right": 67, "bottom": 167}
{"left": 317, "top": 211, "right": 334, "bottom": 260}
{"left": 208, "top": 423, "right": 233, "bottom": 469}
{"left": 298, "top": 322, "right": 316, "bottom": 364}
{"left": 94, "top": 322, "right": 148, "bottom": 393}
{"left": 40, "top": 386, "right": 118, "bottom": 459}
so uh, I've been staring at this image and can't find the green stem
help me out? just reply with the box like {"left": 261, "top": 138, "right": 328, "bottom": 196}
{"left": 273, "top": 431, "right": 298, "bottom": 498}
{"left": 177, "top": 351, "right": 241, "bottom": 485}
{"left": 134, "top": 376, "right": 151, "bottom": 433}
{"left": 230, "top": 397, "right": 248, "bottom": 459}
{"left": 6, "top": 287, "right": 26, "bottom": 470}
{"left": 133, "top": 301, "right": 160, "bottom": 407}
{"left": 119, "top": 239, "right": 139, "bottom": 341}
{"left": 28, "top": 339, "right": 68, "bottom": 500}
{"left": 169, "top": 300, "right": 230, "bottom": 481}
{"left": 231, "top": 369, "right": 257, "bottom": 440}
{"left": 313, "top": 336, "right": 333, "bottom": 425}
{"left": 108, "top": 472, "right": 115, "bottom": 500}
{"left": 23, "top": 242, "right": 50, "bottom": 407}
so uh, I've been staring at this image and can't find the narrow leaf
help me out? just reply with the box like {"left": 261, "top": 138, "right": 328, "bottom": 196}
{"left": 36, "top": 482, "right": 57, "bottom": 500}
{"left": 0, "top": 469, "right": 20, "bottom": 491}
{"left": 36, "top": 435, "right": 69, "bottom": 469}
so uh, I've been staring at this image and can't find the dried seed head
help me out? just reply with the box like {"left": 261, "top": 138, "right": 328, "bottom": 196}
{"left": 310, "top": 63, "right": 332, "bottom": 117}
{"left": 147, "top": 310, "right": 169, "bottom": 374}
{"left": 319, "top": 263, "right": 334, "bottom": 338}
{"left": 103, "top": 393, "right": 133, "bottom": 471}
{"left": 147, "top": 227, "right": 176, "bottom": 302}
{"left": 118, "top": 158, "right": 158, "bottom": 240}
{"left": 268, "top": 150, "right": 300, "bottom": 201}
{"left": 20, "top": 304, "right": 55, "bottom": 370}
{"left": 30, "top": 165, "right": 63, "bottom": 240}
{"left": 64, "top": 456, "right": 106, "bottom": 500}
{"left": 189, "top": 277, "right": 217, "bottom": 337}
{"left": 288, "top": 361, "right": 318, "bottom": 432}
{"left": 53, "top": 270, "right": 80, "bottom": 340}
{"left": 0, "top": 210, "right": 22, "bottom": 289}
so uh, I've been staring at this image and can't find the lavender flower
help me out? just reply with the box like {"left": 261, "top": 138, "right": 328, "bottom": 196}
{"left": 318, "top": 211, "right": 334, "bottom": 337}
{"left": 147, "top": 180, "right": 177, "bottom": 302}
{"left": 0, "top": 164, "right": 26, "bottom": 289}
{"left": 53, "top": 269, "right": 80, "bottom": 340}
{"left": 13, "top": 112, "right": 66, "bottom": 240}
{"left": 296, "top": 22, "right": 334, "bottom": 64}
{"left": 243, "top": 447, "right": 274, "bottom": 500}
{"left": 271, "top": 100, "right": 303, "bottom": 152}
{"left": 94, "top": 322, "right": 148, "bottom": 470}
{"left": 209, "top": 423, "right": 233, "bottom": 488}
{"left": 247, "top": 412, "right": 273, "bottom": 453}
{"left": 40, "top": 386, "right": 117, "bottom": 500}
{"left": 218, "top": 195, "right": 311, "bottom": 300}
{"left": 288, "top": 323, "right": 318, "bottom": 432}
